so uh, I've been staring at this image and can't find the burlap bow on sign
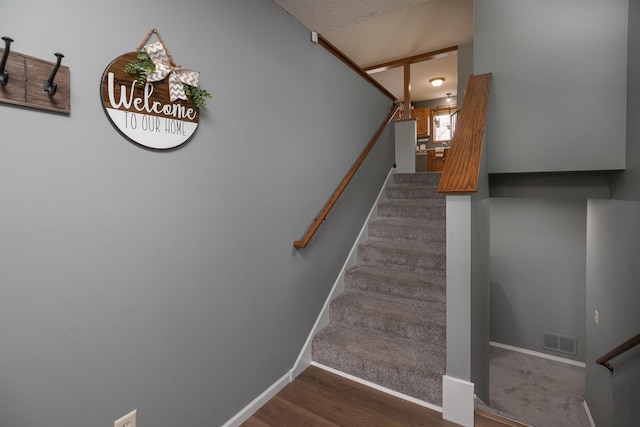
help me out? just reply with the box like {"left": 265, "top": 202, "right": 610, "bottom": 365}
{"left": 135, "top": 29, "right": 200, "bottom": 102}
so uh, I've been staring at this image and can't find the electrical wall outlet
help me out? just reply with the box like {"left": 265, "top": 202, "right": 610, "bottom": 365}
{"left": 114, "top": 409, "right": 137, "bottom": 427}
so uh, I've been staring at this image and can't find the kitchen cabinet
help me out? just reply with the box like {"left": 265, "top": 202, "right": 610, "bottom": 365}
{"left": 427, "top": 149, "right": 447, "bottom": 172}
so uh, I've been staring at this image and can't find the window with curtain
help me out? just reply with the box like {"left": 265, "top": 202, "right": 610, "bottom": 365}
{"left": 432, "top": 105, "right": 456, "bottom": 142}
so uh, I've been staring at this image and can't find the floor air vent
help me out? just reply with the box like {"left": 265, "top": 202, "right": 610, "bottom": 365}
{"left": 542, "top": 332, "right": 577, "bottom": 356}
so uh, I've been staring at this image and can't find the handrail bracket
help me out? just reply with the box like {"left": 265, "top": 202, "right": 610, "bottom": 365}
{"left": 596, "top": 332, "right": 640, "bottom": 374}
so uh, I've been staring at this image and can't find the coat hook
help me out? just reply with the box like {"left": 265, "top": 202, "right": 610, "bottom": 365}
{"left": 43, "top": 52, "right": 64, "bottom": 96}
{"left": 0, "top": 36, "right": 14, "bottom": 87}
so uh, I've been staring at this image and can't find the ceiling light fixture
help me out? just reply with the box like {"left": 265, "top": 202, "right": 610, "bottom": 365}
{"left": 446, "top": 93, "right": 452, "bottom": 102}
{"left": 430, "top": 77, "right": 445, "bottom": 87}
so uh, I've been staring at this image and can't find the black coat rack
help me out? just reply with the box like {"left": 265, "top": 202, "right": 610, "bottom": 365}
{"left": 0, "top": 36, "right": 70, "bottom": 114}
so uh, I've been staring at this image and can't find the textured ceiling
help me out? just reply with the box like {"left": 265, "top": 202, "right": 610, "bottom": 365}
{"left": 272, "top": 0, "right": 474, "bottom": 102}
{"left": 272, "top": 0, "right": 430, "bottom": 34}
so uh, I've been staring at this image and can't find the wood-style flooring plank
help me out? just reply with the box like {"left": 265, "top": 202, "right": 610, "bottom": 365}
{"left": 241, "top": 366, "right": 525, "bottom": 427}
{"left": 277, "top": 374, "right": 410, "bottom": 427}
{"left": 239, "top": 416, "right": 271, "bottom": 427}
{"left": 296, "top": 366, "right": 447, "bottom": 426}
{"left": 252, "top": 395, "right": 339, "bottom": 427}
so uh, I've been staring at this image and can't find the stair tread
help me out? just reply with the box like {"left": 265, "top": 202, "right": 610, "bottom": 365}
{"left": 392, "top": 172, "right": 442, "bottom": 186}
{"left": 368, "top": 218, "right": 446, "bottom": 246}
{"left": 347, "top": 264, "right": 446, "bottom": 286}
{"left": 331, "top": 291, "right": 446, "bottom": 332}
{"left": 387, "top": 181, "right": 440, "bottom": 187}
{"left": 359, "top": 239, "right": 445, "bottom": 255}
{"left": 385, "top": 185, "right": 443, "bottom": 196}
{"left": 377, "top": 199, "right": 446, "bottom": 221}
{"left": 314, "top": 324, "right": 445, "bottom": 367}
{"left": 358, "top": 241, "right": 446, "bottom": 273}
{"left": 369, "top": 216, "right": 446, "bottom": 228}
{"left": 386, "top": 185, "right": 440, "bottom": 191}
{"left": 379, "top": 199, "right": 445, "bottom": 206}
{"left": 345, "top": 265, "right": 445, "bottom": 307}
{"left": 385, "top": 184, "right": 443, "bottom": 193}
{"left": 332, "top": 290, "right": 446, "bottom": 319}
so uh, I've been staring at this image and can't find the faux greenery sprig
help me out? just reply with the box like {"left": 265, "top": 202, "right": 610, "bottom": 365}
{"left": 124, "top": 52, "right": 212, "bottom": 109}
{"left": 124, "top": 52, "right": 156, "bottom": 87}
{"left": 183, "top": 84, "right": 212, "bottom": 109}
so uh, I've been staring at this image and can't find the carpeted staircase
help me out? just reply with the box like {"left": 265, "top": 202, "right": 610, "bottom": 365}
{"left": 312, "top": 172, "right": 446, "bottom": 405}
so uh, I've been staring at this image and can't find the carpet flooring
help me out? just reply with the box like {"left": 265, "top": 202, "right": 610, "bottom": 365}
{"left": 312, "top": 172, "right": 446, "bottom": 405}
{"left": 482, "top": 346, "right": 590, "bottom": 427}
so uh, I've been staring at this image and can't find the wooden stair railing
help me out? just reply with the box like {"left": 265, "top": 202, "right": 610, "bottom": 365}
{"left": 293, "top": 33, "right": 398, "bottom": 249}
{"left": 438, "top": 73, "right": 492, "bottom": 194}
{"left": 293, "top": 105, "right": 400, "bottom": 249}
{"left": 596, "top": 332, "right": 640, "bottom": 373}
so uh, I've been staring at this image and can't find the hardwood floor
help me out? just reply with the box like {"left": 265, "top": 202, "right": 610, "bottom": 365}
{"left": 241, "top": 365, "right": 526, "bottom": 427}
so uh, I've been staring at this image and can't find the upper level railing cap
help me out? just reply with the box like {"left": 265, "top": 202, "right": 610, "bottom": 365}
{"left": 438, "top": 73, "right": 492, "bottom": 194}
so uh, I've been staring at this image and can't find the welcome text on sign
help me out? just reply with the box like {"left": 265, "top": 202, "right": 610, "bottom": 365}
{"left": 107, "top": 72, "right": 197, "bottom": 121}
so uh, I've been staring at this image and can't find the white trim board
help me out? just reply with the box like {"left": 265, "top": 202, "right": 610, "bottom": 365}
{"left": 442, "top": 375, "right": 475, "bottom": 427}
{"left": 490, "top": 341, "right": 586, "bottom": 368}
{"left": 312, "top": 362, "right": 443, "bottom": 413}
{"left": 583, "top": 400, "right": 596, "bottom": 427}
{"left": 290, "top": 168, "right": 395, "bottom": 379}
{"left": 221, "top": 371, "right": 290, "bottom": 427}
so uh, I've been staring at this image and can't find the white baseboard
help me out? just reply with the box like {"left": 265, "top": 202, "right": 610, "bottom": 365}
{"left": 583, "top": 400, "right": 596, "bottom": 427}
{"left": 290, "top": 168, "right": 395, "bottom": 379}
{"left": 221, "top": 371, "right": 291, "bottom": 427}
{"left": 442, "top": 375, "right": 475, "bottom": 427}
{"left": 312, "top": 362, "right": 443, "bottom": 413}
{"left": 490, "top": 341, "right": 586, "bottom": 368}
{"left": 223, "top": 169, "right": 410, "bottom": 426}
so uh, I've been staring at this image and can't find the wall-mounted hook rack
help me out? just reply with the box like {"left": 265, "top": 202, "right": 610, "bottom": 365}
{"left": 0, "top": 37, "right": 70, "bottom": 114}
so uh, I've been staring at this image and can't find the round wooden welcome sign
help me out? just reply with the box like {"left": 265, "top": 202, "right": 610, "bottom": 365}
{"left": 100, "top": 30, "right": 210, "bottom": 150}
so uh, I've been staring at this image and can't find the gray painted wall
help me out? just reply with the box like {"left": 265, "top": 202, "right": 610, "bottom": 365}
{"left": 0, "top": 1, "right": 394, "bottom": 426}
{"left": 489, "top": 198, "right": 587, "bottom": 362}
{"left": 475, "top": 0, "right": 628, "bottom": 173}
{"left": 612, "top": 0, "right": 640, "bottom": 202}
{"left": 490, "top": 172, "right": 610, "bottom": 200}
{"left": 584, "top": 2, "right": 640, "bottom": 426}
{"left": 586, "top": 200, "right": 640, "bottom": 427}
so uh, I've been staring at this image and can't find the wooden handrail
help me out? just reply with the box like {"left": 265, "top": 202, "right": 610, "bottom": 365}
{"left": 317, "top": 35, "right": 396, "bottom": 101}
{"left": 294, "top": 105, "right": 400, "bottom": 249}
{"left": 438, "top": 73, "right": 492, "bottom": 194}
{"left": 596, "top": 332, "right": 640, "bottom": 373}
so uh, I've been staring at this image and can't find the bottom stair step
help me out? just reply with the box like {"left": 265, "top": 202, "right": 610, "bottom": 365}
{"left": 312, "top": 324, "right": 445, "bottom": 405}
